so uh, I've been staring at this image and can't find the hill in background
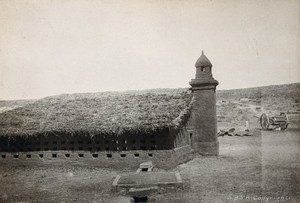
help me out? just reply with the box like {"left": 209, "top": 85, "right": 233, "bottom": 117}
{"left": 216, "top": 83, "right": 300, "bottom": 129}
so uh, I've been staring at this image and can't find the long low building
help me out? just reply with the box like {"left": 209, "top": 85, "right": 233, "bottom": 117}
{"left": 0, "top": 52, "right": 219, "bottom": 169}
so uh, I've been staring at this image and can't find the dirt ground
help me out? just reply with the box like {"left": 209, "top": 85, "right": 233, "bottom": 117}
{"left": 0, "top": 129, "right": 299, "bottom": 203}
{"left": 160, "top": 129, "right": 300, "bottom": 203}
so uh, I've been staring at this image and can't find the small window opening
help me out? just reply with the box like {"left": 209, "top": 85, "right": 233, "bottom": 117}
{"left": 134, "top": 197, "right": 148, "bottom": 203}
{"left": 106, "top": 154, "right": 112, "bottom": 158}
{"left": 65, "top": 154, "right": 70, "bottom": 158}
{"left": 134, "top": 153, "right": 139, "bottom": 157}
{"left": 1, "top": 154, "right": 6, "bottom": 159}
{"left": 52, "top": 154, "right": 57, "bottom": 158}
{"left": 39, "top": 154, "right": 44, "bottom": 158}
{"left": 13, "top": 154, "right": 19, "bottom": 159}
{"left": 26, "top": 154, "right": 31, "bottom": 158}
{"left": 141, "top": 168, "right": 148, "bottom": 172}
{"left": 120, "top": 154, "right": 126, "bottom": 158}
{"left": 78, "top": 153, "right": 84, "bottom": 157}
{"left": 92, "top": 154, "right": 98, "bottom": 158}
{"left": 148, "top": 153, "right": 153, "bottom": 157}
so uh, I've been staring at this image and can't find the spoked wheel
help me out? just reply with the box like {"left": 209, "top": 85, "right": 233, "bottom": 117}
{"left": 279, "top": 112, "right": 289, "bottom": 130}
{"left": 260, "top": 113, "right": 269, "bottom": 130}
{"left": 281, "top": 123, "right": 289, "bottom": 130}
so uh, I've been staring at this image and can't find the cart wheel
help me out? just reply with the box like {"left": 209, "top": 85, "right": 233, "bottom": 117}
{"left": 260, "top": 113, "right": 269, "bottom": 130}
{"left": 281, "top": 123, "right": 289, "bottom": 130}
{"left": 280, "top": 112, "right": 289, "bottom": 130}
{"left": 281, "top": 112, "right": 289, "bottom": 122}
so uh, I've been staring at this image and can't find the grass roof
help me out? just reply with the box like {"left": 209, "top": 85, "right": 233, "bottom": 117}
{"left": 0, "top": 88, "right": 193, "bottom": 137}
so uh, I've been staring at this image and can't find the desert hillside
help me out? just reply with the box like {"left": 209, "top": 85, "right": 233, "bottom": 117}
{"left": 216, "top": 83, "right": 300, "bottom": 129}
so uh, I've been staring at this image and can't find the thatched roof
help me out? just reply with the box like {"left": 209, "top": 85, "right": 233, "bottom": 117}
{"left": 0, "top": 88, "right": 193, "bottom": 137}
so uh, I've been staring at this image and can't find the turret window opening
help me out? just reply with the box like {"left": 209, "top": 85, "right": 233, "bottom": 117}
{"left": 201, "top": 67, "right": 205, "bottom": 72}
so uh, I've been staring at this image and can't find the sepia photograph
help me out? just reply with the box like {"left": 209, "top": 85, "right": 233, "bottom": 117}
{"left": 0, "top": 0, "right": 299, "bottom": 202}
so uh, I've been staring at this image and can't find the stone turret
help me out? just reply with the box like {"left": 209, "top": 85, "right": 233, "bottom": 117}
{"left": 189, "top": 51, "right": 219, "bottom": 156}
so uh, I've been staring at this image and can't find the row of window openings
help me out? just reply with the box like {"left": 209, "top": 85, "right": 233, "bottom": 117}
{"left": 1, "top": 153, "right": 153, "bottom": 159}
{"left": 7, "top": 139, "right": 156, "bottom": 146}
{"left": 2, "top": 146, "right": 158, "bottom": 151}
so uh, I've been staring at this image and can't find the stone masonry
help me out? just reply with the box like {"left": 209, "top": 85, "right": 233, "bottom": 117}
{"left": 189, "top": 51, "right": 219, "bottom": 155}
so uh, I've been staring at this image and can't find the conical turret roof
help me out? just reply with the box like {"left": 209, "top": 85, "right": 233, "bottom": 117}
{"left": 195, "top": 51, "right": 212, "bottom": 68}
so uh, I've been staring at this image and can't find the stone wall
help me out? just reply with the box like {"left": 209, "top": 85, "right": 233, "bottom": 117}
{"left": 171, "top": 126, "right": 191, "bottom": 148}
{"left": 0, "top": 145, "right": 195, "bottom": 169}
{"left": 0, "top": 128, "right": 196, "bottom": 169}
{"left": 191, "top": 89, "right": 219, "bottom": 155}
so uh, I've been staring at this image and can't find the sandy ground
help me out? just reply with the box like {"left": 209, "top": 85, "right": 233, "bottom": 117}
{"left": 158, "top": 129, "right": 300, "bottom": 203}
{"left": 0, "top": 129, "right": 299, "bottom": 203}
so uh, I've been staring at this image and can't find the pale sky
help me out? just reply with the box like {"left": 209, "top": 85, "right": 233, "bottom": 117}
{"left": 0, "top": 0, "right": 299, "bottom": 100}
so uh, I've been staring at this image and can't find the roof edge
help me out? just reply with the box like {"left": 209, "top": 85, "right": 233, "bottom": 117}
{"left": 171, "top": 96, "right": 195, "bottom": 129}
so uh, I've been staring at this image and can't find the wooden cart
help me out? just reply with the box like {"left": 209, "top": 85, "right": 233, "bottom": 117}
{"left": 259, "top": 112, "right": 289, "bottom": 130}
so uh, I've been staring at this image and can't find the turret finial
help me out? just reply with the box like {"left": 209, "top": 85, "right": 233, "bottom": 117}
{"left": 195, "top": 51, "right": 212, "bottom": 68}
